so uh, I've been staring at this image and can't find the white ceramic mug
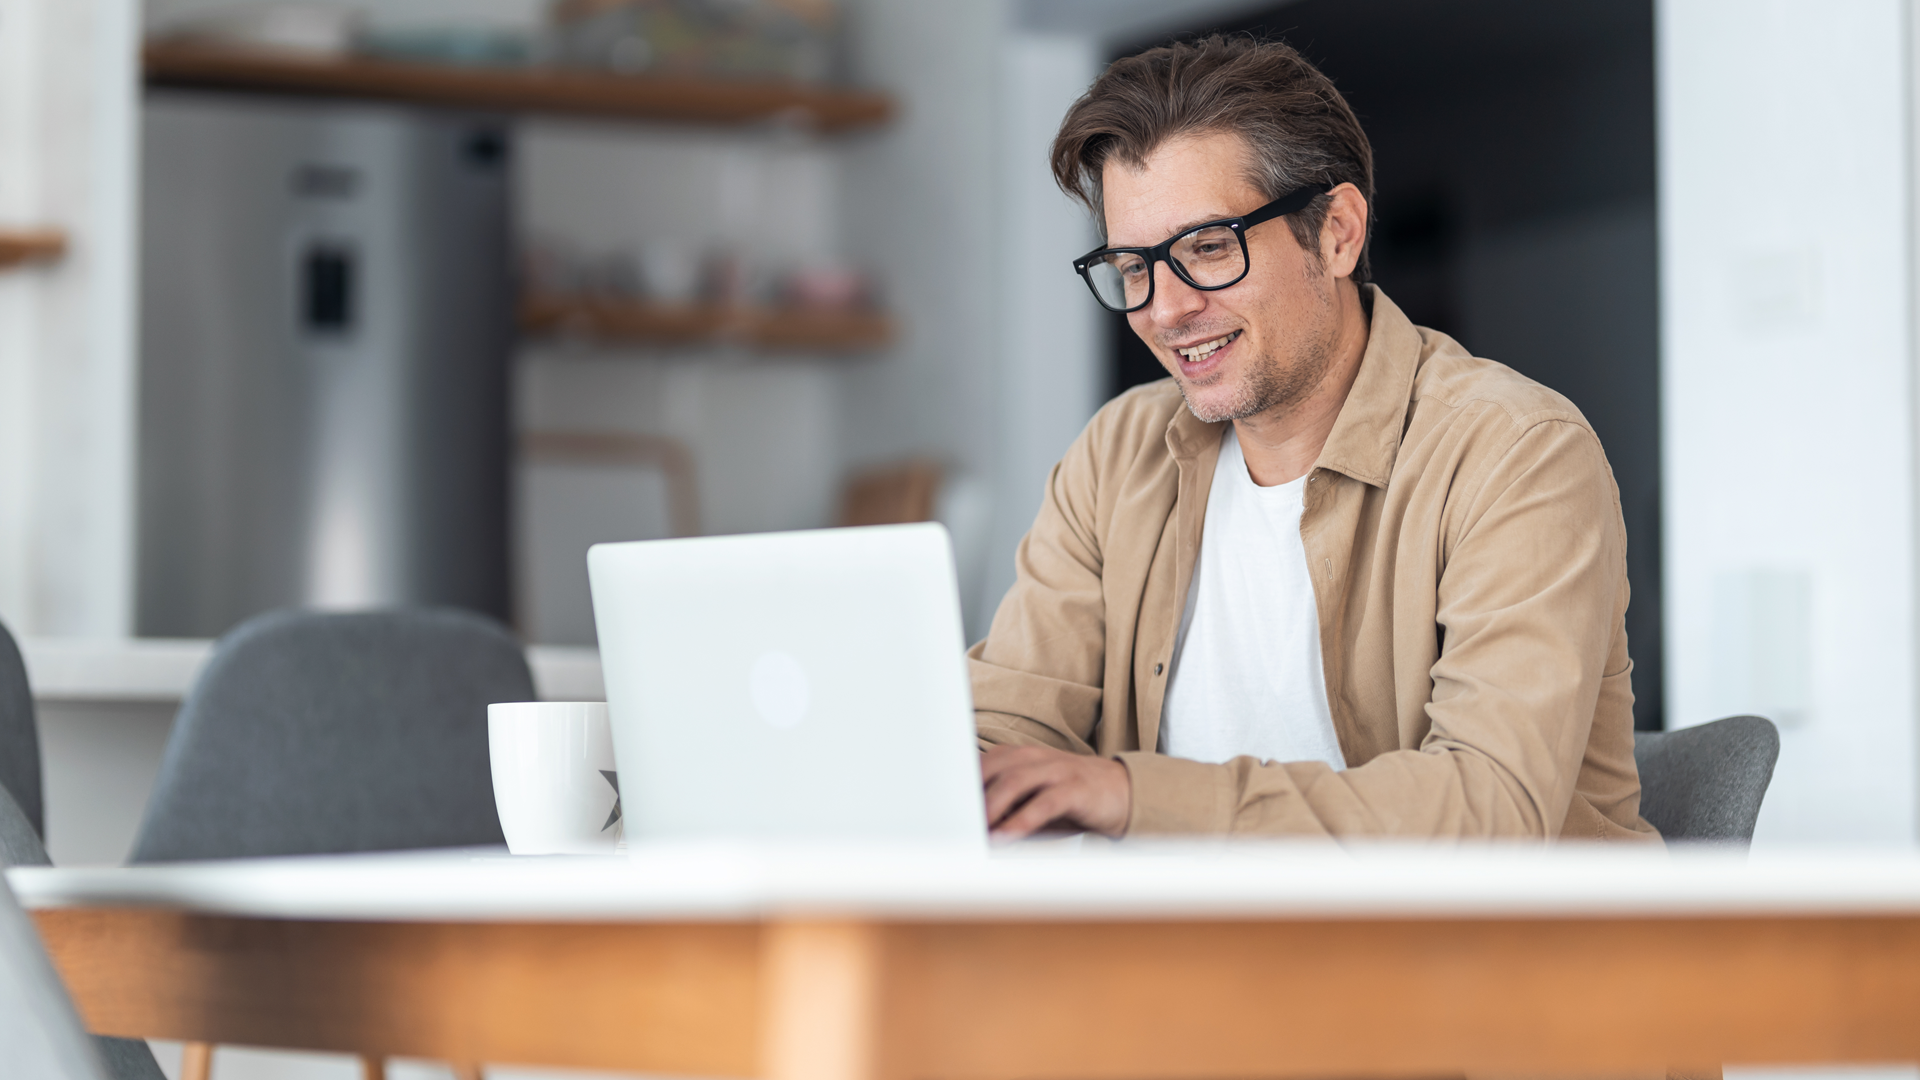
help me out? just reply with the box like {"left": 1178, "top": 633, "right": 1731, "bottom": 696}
{"left": 487, "top": 701, "right": 622, "bottom": 855}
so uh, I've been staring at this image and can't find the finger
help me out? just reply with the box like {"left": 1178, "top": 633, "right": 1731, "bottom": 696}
{"left": 996, "top": 782, "right": 1080, "bottom": 838}
{"left": 992, "top": 785, "right": 1076, "bottom": 841}
{"left": 981, "top": 753, "right": 1058, "bottom": 803}
{"left": 982, "top": 763, "right": 1052, "bottom": 827}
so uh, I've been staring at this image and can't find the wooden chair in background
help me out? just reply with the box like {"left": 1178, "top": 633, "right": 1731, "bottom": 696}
{"left": 518, "top": 431, "right": 701, "bottom": 538}
{"left": 837, "top": 459, "right": 942, "bottom": 527}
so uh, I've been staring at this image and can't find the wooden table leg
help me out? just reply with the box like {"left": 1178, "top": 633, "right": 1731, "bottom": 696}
{"left": 760, "top": 921, "right": 885, "bottom": 1080}
{"left": 180, "top": 1042, "right": 213, "bottom": 1080}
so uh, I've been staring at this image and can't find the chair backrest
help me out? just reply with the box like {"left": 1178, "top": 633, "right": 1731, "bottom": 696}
{"left": 0, "top": 783, "right": 168, "bottom": 1080}
{"left": 1632, "top": 715, "right": 1780, "bottom": 845}
{"left": 0, "top": 616, "right": 43, "bottom": 838}
{"left": 838, "top": 460, "right": 942, "bottom": 527}
{"left": 130, "top": 607, "right": 536, "bottom": 863}
{"left": 0, "top": 782, "right": 48, "bottom": 870}
{"left": 0, "top": 868, "right": 110, "bottom": 1080}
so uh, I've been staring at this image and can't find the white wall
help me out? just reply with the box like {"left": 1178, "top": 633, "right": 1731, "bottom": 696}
{"left": 0, "top": 0, "right": 37, "bottom": 634}
{"left": 983, "top": 32, "right": 1103, "bottom": 624}
{"left": 1659, "top": 0, "right": 1916, "bottom": 845}
{"left": 0, "top": 0, "right": 140, "bottom": 638}
{"left": 831, "top": 0, "right": 1012, "bottom": 641}
{"left": 37, "top": 699, "right": 176, "bottom": 867}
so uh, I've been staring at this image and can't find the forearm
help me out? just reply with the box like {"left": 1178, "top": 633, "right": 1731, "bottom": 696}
{"left": 1118, "top": 747, "right": 1561, "bottom": 839}
{"left": 975, "top": 708, "right": 1092, "bottom": 754}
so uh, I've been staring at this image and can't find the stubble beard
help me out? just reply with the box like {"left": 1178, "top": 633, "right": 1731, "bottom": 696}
{"left": 1174, "top": 282, "right": 1340, "bottom": 425}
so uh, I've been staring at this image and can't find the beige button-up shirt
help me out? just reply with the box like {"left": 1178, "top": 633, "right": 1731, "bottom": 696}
{"left": 971, "top": 287, "right": 1658, "bottom": 842}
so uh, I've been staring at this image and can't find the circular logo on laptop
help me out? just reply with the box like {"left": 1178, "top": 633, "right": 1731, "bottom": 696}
{"left": 749, "top": 650, "right": 810, "bottom": 729}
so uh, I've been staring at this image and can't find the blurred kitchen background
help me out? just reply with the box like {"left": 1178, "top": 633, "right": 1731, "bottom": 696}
{"left": 0, "top": 0, "right": 1912, "bottom": 933}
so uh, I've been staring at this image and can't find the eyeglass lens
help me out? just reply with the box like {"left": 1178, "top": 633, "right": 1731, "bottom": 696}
{"left": 1086, "top": 224, "right": 1245, "bottom": 311}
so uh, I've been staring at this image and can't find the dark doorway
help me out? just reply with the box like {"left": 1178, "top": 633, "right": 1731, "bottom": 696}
{"left": 1108, "top": 0, "right": 1663, "bottom": 729}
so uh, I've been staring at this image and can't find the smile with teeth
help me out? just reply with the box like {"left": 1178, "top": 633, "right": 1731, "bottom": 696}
{"left": 1177, "top": 330, "right": 1241, "bottom": 362}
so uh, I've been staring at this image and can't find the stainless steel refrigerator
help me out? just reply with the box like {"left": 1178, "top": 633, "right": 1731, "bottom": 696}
{"left": 137, "top": 92, "right": 513, "bottom": 638}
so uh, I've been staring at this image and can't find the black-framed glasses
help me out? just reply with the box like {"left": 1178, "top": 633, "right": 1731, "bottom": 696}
{"left": 1071, "top": 183, "right": 1331, "bottom": 314}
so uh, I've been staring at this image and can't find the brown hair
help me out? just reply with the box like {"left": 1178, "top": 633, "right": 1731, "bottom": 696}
{"left": 1051, "top": 34, "right": 1375, "bottom": 283}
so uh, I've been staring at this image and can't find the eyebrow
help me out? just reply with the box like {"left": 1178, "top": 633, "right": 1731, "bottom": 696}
{"left": 1109, "top": 212, "right": 1236, "bottom": 248}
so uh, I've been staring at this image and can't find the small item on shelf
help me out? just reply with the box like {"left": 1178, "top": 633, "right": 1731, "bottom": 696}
{"left": 780, "top": 262, "right": 871, "bottom": 311}
{"left": 548, "top": 0, "right": 840, "bottom": 83}
{"left": 151, "top": 3, "right": 363, "bottom": 58}
{"left": 521, "top": 239, "right": 589, "bottom": 299}
{"left": 586, "top": 250, "right": 646, "bottom": 302}
{"left": 518, "top": 239, "right": 891, "bottom": 352}
{"left": 638, "top": 240, "right": 703, "bottom": 304}
{"left": 701, "top": 249, "right": 781, "bottom": 307}
{"left": 357, "top": 27, "right": 538, "bottom": 68}
{"left": 525, "top": 239, "right": 719, "bottom": 306}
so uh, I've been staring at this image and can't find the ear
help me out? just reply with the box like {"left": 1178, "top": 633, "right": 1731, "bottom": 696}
{"left": 1319, "top": 182, "right": 1369, "bottom": 280}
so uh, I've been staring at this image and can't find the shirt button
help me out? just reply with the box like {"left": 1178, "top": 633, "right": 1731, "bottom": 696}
{"left": 1153, "top": 662, "right": 1164, "bottom": 675}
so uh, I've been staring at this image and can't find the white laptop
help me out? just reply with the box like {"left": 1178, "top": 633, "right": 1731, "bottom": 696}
{"left": 587, "top": 522, "right": 987, "bottom": 847}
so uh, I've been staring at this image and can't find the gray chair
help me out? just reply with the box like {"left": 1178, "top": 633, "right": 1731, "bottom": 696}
{"left": 0, "top": 783, "right": 43, "bottom": 869}
{"left": 1633, "top": 715, "right": 1780, "bottom": 845}
{"left": 0, "top": 858, "right": 110, "bottom": 1080}
{"left": 131, "top": 607, "right": 534, "bottom": 863}
{"left": 130, "top": 607, "right": 532, "bottom": 1080}
{"left": 0, "top": 617, "right": 166, "bottom": 1080}
{"left": 0, "top": 783, "right": 165, "bottom": 1080}
{"left": 0, "top": 615, "right": 43, "bottom": 839}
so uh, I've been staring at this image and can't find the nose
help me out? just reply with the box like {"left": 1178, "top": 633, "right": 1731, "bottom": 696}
{"left": 1144, "top": 258, "right": 1207, "bottom": 328}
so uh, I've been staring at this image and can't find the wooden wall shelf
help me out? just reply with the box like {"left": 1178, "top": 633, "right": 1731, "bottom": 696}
{"left": 0, "top": 229, "right": 67, "bottom": 269}
{"left": 521, "top": 296, "right": 894, "bottom": 352}
{"left": 143, "top": 43, "right": 894, "bottom": 132}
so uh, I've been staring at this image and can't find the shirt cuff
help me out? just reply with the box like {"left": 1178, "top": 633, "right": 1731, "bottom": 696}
{"left": 1116, "top": 751, "right": 1237, "bottom": 835}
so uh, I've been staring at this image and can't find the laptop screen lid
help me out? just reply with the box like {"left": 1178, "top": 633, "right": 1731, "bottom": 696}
{"left": 588, "top": 522, "right": 986, "bottom": 847}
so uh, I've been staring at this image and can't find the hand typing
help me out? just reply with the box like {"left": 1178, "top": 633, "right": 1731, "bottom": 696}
{"left": 980, "top": 745, "right": 1131, "bottom": 840}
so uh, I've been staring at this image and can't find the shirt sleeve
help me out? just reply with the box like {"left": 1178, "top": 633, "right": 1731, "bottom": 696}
{"left": 969, "top": 416, "right": 1110, "bottom": 756}
{"left": 1118, "top": 418, "right": 1629, "bottom": 839}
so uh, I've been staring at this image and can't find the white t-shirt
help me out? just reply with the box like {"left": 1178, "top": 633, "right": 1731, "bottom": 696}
{"left": 1160, "top": 426, "right": 1345, "bottom": 770}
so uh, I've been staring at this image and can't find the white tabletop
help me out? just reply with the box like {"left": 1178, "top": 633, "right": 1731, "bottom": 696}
{"left": 13, "top": 842, "right": 1920, "bottom": 923}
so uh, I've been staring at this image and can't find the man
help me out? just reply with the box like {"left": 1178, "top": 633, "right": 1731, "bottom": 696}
{"left": 973, "top": 35, "right": 1658, "bottom": 844}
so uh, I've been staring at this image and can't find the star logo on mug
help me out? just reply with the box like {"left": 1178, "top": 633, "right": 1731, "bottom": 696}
{"left": 600, "top": 770, "right": 622, "bottom": 832}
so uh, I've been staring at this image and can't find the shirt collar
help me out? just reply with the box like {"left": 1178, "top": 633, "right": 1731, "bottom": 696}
{"left": 1163, "top": 284, "right": 1422, "bottom": 489}
{"left": 1314, "top": 284, "right": 1421, "bottom": 489}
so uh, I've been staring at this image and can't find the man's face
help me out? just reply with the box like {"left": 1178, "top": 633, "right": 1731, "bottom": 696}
{"left": 1103, "top": 131, "right": 1341, "bottom": 424}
